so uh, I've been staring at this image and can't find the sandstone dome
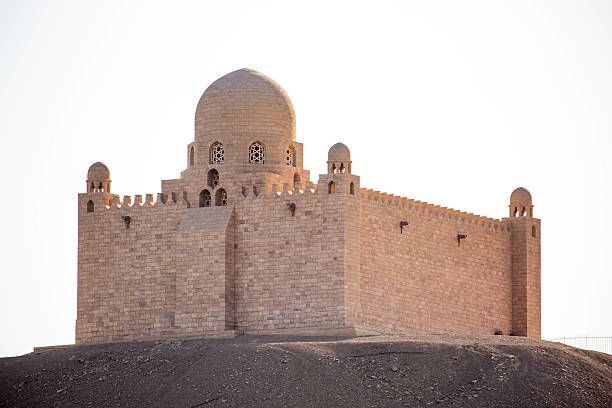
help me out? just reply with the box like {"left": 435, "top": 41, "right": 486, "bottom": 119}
{"left": 328, "top": 142, "right": 351, "bottom": 162}
{"left": 510, "top": 187, "right": 532, "bottom": 204}
{"left": 87, "top": 162, "right": 110, "bottom": 180}
{"left": 194, "top": 68, "right": 296, "bottom": 144}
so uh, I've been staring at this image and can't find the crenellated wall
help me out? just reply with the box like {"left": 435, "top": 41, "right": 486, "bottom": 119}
{"left": 355, "top": 189, "right": 517, "bottom": 336}
{"left": 76, "top": 176, "right": 359, "bottom": 343}
{"left": 77, "top": 175, "right": 540, "bottom": 343}
{"left": 77, "top": 192, "right": 234, "bottom": 343}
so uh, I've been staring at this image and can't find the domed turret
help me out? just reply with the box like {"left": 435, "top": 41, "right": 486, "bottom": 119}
{"left": 509, "top": 187, "right": 533, "bottom": 217}
{"left": 87, "top": 162, "right": 111, "bottom": 193}
{"left": 327, "top": 142, "right": 352, "bottom": 174}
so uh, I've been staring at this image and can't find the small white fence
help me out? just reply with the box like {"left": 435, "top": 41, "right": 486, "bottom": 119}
{"left": 546, "top": 336, "right": 612, "bottom": 355}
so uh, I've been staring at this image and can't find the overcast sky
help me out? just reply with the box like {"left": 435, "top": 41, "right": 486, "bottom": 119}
{"left": 1, "top": 1, "right": 610, "bottom": 357}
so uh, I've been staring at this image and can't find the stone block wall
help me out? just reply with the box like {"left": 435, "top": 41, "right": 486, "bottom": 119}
{"left": 76, "top": 194, "right": 233, "bottom": 344}
{"left": 355, "top": 189, "right": 516, "bottom": 336}
{"left": 77, "top": 180, "right": 540, "bottom": 343}
{"left": 232, "top": 186, "right": 351, "bottom": 332}
{"left": 507, "top": 216, "right": 541, "bottom": 337}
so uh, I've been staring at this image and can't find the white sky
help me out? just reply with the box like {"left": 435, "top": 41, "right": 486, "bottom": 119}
{"left": 1, "top": 1, "right": 610, "bottom": 357}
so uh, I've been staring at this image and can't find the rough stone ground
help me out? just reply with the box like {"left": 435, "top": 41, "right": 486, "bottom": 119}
{"left": 1, "top": 334, "right": 610, "bottom": 407}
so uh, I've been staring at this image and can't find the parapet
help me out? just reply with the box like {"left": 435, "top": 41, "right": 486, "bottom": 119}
{"left": 360, "top": 188, "right": 510, "bottom": 231}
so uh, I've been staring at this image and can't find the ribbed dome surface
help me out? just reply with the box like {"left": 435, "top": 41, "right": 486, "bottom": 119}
{"left": 510, "top": 187, "right": 532, "bottom": 204}
{"left": 194, "top": 68, "right": 296, "bottom": 143}
{"left": 328, "top": 142, "right": 351, "bottom": 162}
{"left": 87, "top": 162, "right": 110, "bottom": 180}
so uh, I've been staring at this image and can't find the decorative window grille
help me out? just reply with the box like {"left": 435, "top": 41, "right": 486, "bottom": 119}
{"left": 208, "top": 169, "right": 219, "bottom": 188}
{"left": 199, "top": 190, "right": 211, "bottom": 207}
{"left": 249, "top": 142, "right": 265, "bottom": 164}
{"left": 210, "top": 143, "right": 224, "bottom": 164}
{"left": 286, "top": 146, "right": 296, "bottom": 166}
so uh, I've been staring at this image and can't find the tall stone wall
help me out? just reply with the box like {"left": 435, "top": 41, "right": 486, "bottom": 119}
{"left": 76, "top": 194, "right": 233, "bottom": 344}
{"left": 77, "top": 181, "right": 540, "bottom": 344}
{"left": 356, "top": 190, "right": 515, "bottom": 336}
{"left": 232, "top": 185, "right": 351, "bottom": 332}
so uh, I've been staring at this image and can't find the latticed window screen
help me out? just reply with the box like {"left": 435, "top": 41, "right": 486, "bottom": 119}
{"left": 249, "top": 142, "right": 265, "bottom": 163}
{"left": 208, "top": 169, "right": 219, "bottom": 188}
{"left": 210, "top": 143, "right": 224, "bottom": 164}
{"left": 286, "top": 146, "right": 295, "bottom": 166}
{"left": 199, "top": 190, "right": 211, "bottom": 207}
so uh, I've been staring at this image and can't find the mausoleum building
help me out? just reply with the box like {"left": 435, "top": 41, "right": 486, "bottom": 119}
{"left": 77, "top": 68, "right": 541, "bottom": 344}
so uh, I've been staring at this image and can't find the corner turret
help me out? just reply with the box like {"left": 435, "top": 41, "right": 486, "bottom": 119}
{"left": 87, "top": 162, "right": 111, "bottom": 193}
{"left": 327, "top": 142, "right": 352, "bottom": 174}
{"left": 318, "top": 142, "right": 359, "bottom": 195}
{"left": 505, "top": 186, "right": 541, "bottom": 338}
{"left": 82, "top": 162, "right": 113, "bottom": 213}
{"left": 509, "top": 187, "right": 533, "bottom": 217}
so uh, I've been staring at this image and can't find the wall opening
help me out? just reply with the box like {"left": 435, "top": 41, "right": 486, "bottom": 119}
{"left": 253, "top": 185, "right": 259, "bottom": 197}
{"left": 293, "top": 172, "right": 301, "bottom": 188}
{"left": 98, "top": 182, "right": 104, "bottom": 192}
{"left": 87, "top": 200, "right": 94, "bottom": 213}
{"left": 339, "top": 163, "right": 345, "bottom": 174}
{"left": 210, "top": 142, "right": 224, "bottom": 164}
{"left": 90, "top": 183, "right": 95, "bottom": 192}
{"left": 249, "top": 142, "right": 265, "bottom": 164}
{"left": 532, "top": 225, "right": 537, "bottom": 238}
{"left": 513, "top": 207, "right": 518, "bottom": 217}
{"left": 521, "top": 207, "right": 526, "bottom": 216}
{"left": 189, "top": 146, "right": 195, "bottom": 167}
{"left": 350, "top": 182, "right": 355, "bottom": 195}
{"left": 242, "top": 186, "right": 247, "bottom": 197}
{"left": 199, "top": 189, "right": 211, "bottom": 207}
{"left": 208, "top": 169, "right": 219, "bottom": 188}
{"left": 286, "top": 146, "right": 296, "bottom": 167}
{"left": 331, "top": 163, "right": 336, "bottom": 174}
{"left": 328, "top": 181, "right": 335, "bottom": 194}
{"left": 216, "top": 188, "right": 227, "bottom": 206}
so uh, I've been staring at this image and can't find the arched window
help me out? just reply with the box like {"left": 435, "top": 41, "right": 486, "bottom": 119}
{"left": 98, "top": 182, "right": 104, "bottom": 192}
{"left": 293, "top": 172, "right": 301, "bottom": 187}
{"left": 532, "top": 225, "right": 537, "bottom": 238}
{"left": 253, "top": 185, "right": 259, "bottom": 197}
{"left": 328, "top": 181, "right": 335, "bottom": 194}
{"left": 350, "top": 182, "right": 355, "bottom": 195}
{"left": 90, "top": 183, "right": 95, "bottom": 192}
{"left": 87, "top": 200, "right": 94, "bottom": 212}
{"left": 208, "top": 169, "right": 219, "bottom": 188}
{"left": 249, "top": 142, "right": 265, "bottom": 164}
{"left": 339, "top": 163, "right": 345, "bottom": 174}
{"left": 286, "top": 146, "right": 296, "bottom": 167}
{"left": 521, "top": 207, "right": 526, "bottom": 216}
{"left": 210, "top": 142, "right": 224, "bottom": 164}
{"left": 332, "top": 163, "right": 336, "bottom": 174}
{"left": 216, "top": 188, "right": 227, "bottom": 206}
{"left": 189, "top": 146, "right": 195, "bottom": 167}
{"left": 199, "top": 189, "right": 211, "bottom": 207}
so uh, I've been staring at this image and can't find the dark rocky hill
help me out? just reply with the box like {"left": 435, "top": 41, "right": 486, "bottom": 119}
{"left": 1, "top": 334, "right": 610, "bottom": 407}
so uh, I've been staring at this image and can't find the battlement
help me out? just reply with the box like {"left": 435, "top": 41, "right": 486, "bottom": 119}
{"left": 360, "top": 188, "right": 510, "bottom": 232}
